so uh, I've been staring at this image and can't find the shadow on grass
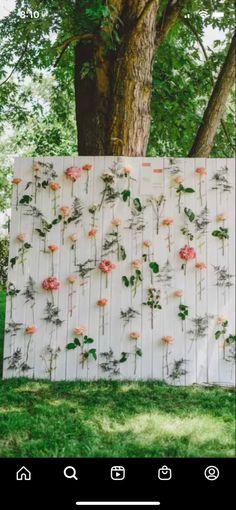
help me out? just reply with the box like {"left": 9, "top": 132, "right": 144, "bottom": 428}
{"left": 0, "top": 378, "right": 235, "bottom": 458}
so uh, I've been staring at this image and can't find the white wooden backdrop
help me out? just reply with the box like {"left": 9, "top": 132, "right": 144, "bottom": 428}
{"left": 3, "top": 157, "right": 235, "bottom": 385}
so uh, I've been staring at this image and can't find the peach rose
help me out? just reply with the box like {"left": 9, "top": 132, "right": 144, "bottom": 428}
{"left": 32, "top": 162, "right": 41, "bottom": 172}
{"left": 60, "top": 206, "right": 71, "bottom": 217}
{"left": 143, "top": 240, "right": 152, "bottom": 248}
{"left": 130, "top": 332, "right": 141, "bottom": 340}
{"left": 175, "top": 290, "right": 183, "bottom": 298}
{"left": 162, "top": 335, "right": 174, "bottom": 344}
{"left": 131, "top": 259, "right": 142, "bottom": 269}
{"left": 122, "top": 165, "right": 132, "bottom": 175}
{"left": 74, "top": 326, "right": 87, "bottom": 336}
{"left": 97, "top": 298, "right": 109, "bottom": 306}
{"left": 12, "top": 177, "right": 22, "bottom": 185}
{"left": 217, "top": 315, "right": 227, "bottom": 324}
{"left": 50, "top": 182, "right": 61, "bottom": 191}
{"left": 82, "top": 164, "right": 93, "bottom": 171}
{"left": 68, "top": 275, "right": 78, "bottom": 284}
{"left": 175, "top": 175, "right": 184, "bottom": 184}
{"left": 163, "top": 218, "right": 174, "bottom": 226}
{"left": 217, "top": 214, "right": 228, "bottom": 222}
{"left": 25, "top": 325, "right": 38, "bottom": 335}
{"left": 48, "top": 244, "right": 59, "bottom": 252}
{"left": 195, "top": 262, "right": 207, "bottom": 270}
{"left": 195, "top": 167, "right": 207, "bottom": 175}
{"left": 88, "top": 228, "right": 97, "bottom": 238}
{"left": 16, "top": 233, "right": 27, "bottom": 242}
{"left": 69, "top": 234, "right": 78, "bottom": 242}
{"left": 112, "top": 218, "right": 122, "bottom": 227}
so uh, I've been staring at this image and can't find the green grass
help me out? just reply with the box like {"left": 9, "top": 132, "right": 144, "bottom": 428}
{"left": 0, "top": 292, "right": 235, "bottom": 458}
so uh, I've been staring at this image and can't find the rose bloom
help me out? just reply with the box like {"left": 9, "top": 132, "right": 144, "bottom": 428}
{"left": 175, "top": 175, "right": 184, "bottom": 184}
{"left": 99, "top": 260, "right": 116, "bottom": 273}
{"left": 65, "top": 166, "right": 82, "bottom": 181}
{"left": 112, "top": 218, "right": 122, "bottom": 227}
{"left": 195, "top": 262, "right": 207, "bottom": 270}
{"left": 82, "top": 164, "right": 93, "bottom": 172}
{"left": 122, "top": 165, "right": 132, "bottom": 175}
{"left": 179, "top": 245, "right": 196, "bottom": 261}
{"left": 143, "top": 240, "right": 152, "bottom": 248}
{"left": 163, "top": 217, "right": 174, "bottom": 226}
{"left": 162, "top": 335, "right": 174, "bottom": 344}
{"left": 50, "top": 182, "right": 61, "bottom": 191}
{"left": 132, "top": 259, "right": 142, "bottom": 269}
{"left": 175, "top": 290, "right": 183, "bottom": 298}
{"left": 48, "top": 244, "right": 59, "bottom": 252}
{"left": 32, "top": 162, "right": 41, "bottom": 172}
{"left": 88, "top": 228, "right": 97, "bottom": 238}
{"left": 97, "top": 298, "right": 109, "bottom": 307}
{"left": 217, "top": 214, "right": 228, "bottom": 222}
{"left": 74, "top": 326, "right": 87, "bottom": 336}
{"left": 42, "top": 276, "right": 60, "bottom": 291}
{"left": 195, "top": 167, "right": 207, "bottom": 175}
{"left": 68, "top": 275, "right": 78, "bottom": 284}
{"left": 16, "top": 233, "right": 27, "bottom": 242}
{"left": 69, "top": 233, "right": 78, "bottom": 242}
{"left": 130, "top": 332, "right": 141, "bottom": 340}
{"left": 12, "top": 177, "right": 22, "bottom": 185}
{"left": 25, "top": 325, "right": 38, "bottom": 335}
{"left": 60, "top": 206, "right": 71, "bottom": 217}
{"left": 217, "top": 315, "right": 227, "bottom": 324}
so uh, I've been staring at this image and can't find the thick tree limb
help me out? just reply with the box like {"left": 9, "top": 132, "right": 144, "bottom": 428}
{"left": 155, "top": 0, "right": 188, "bottom": 49}
{"left": 182, "top": 17, "right": 235, "bottom": 152}
{"left": 189, "top": 31, "right": 236, "bottom": 157}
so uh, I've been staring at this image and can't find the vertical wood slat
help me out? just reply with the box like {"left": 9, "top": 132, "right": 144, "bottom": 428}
{"left": 3, "top": 157, "right": 235, "bottom": 385}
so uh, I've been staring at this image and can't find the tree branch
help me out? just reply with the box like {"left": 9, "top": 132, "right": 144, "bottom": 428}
{"left": 155, "top": 0, "right": 188, "bottom": 49}
{"left": 0, "top": 42, "right": 28, "bottom": 86}
{"left": 135, "top": 0, "right": 159, "bottom": 29}
{"left": 189, "top": 31, "right": 236, "bottom": 157}
{"left": 182, "top": 17, "right": 235, "bottom": 151}
{"left": 55, "top": 33, "right": 95, "bottom": 51}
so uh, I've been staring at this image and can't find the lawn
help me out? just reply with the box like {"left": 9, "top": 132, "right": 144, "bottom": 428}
{"left": 0, "top": 292, "right": 235, "bottom": 458}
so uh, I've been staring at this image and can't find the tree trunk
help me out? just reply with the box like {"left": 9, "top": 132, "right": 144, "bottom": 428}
{"left": 189, "top": 31, "right": 236, "bottom": 157}
{"left": 75, "top": 0, "right": 159, "bottom": 156}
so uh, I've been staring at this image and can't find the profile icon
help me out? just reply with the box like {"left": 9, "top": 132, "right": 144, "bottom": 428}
{"left": 204, "top": 466, "right": 220, "bottom": 481}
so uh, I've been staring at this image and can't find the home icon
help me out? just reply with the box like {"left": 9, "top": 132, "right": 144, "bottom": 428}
{"left": 16, "top": 466, "right": 31, "bottom": 481}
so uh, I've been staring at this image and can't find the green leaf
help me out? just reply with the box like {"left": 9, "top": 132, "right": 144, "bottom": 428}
{"left": 24, "top": 242, "right": 31, "bottom": 249}
{"left": 74, "top": 338, "right": 81, "bottom": 346}
{"left": 120, "top": 245, "right": 126, "bottom": 260}
{"left": 133, "top": 197, "right": 142, "bottom": 212}
{"left": 136, "top": 348, "right": 142, "bottom": 357}
{"left": 130, "top": 275, "right": 135, "bottom": 285}
{"left": 19, "top": 194, "right": 33, "bottom": 204}
{"left": 184, "top": 207, "right": 195, "bottom": 222}
{"left": 215, "top": 330, "right": 221, "bottom": 340}
{"left": 66, "top": 343, "right": 77, "bottom": 350}
{"left": 10, "top": 256, "right": 18, "bottom": 268}
{"left": 121, "top": 189, "right": 131, "bottom": 202}
{"left": 122, "top": 276, "right": 129, "bottom": 287}
{"left": 120, "top": 352, "right": 128, "bottom": 363}
{"left": 184, "top": 188, "right": 195, "bottom": 193}
{"left": 89, "top": 348, "right": 97, "bottom": 360}
{"left": 149, "top": 262, "right": 159, "bottom": 273}
{"left": 84, "top": 337, "right": 94, "bottom": 344}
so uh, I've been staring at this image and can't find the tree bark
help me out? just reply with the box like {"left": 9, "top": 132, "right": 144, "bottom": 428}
{"left": 155, "top": 0, "right": 188, "bottom": 49}
{"left": 75, "top": 0, "right": 159, "bottom": 156}
{"left": 108, "top": 0, "right": 159, "bottom": 156}
{"left": 189, "top": 31, "right": 236, "bottom": 157}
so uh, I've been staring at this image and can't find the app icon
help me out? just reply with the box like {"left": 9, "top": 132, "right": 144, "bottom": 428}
{"left": 158, "top": 465, "right": 172, "bottom": 480}
{"left": 16, "top": 466, "right": 31, "bottom": 481}
{"left": 204, "top": 466, "right": 219, "bottom": 481}
{"left": 64, "top": 466, "right": 78, "bottom": 480}
{"left": 111, "top": 466, "right": 125, "bottom": 481}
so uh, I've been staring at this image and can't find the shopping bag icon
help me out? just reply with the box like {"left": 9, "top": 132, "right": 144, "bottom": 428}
{"left": 158, "top": 465, "right": 172, "bottom": 480}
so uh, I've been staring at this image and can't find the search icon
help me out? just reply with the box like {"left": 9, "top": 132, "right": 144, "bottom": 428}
{"left": 64, "top": 466, "right": 78, "bottom": 480}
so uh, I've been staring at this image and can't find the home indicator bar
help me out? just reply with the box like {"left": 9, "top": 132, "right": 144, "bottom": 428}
{"left": 76, "top": 502, "right": 160, "bottom": 506}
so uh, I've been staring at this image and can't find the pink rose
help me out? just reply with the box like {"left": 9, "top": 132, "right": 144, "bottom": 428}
{"left": 195, "top": 262, "right": 207, "bottom": 270}
{"left": 17, "top": 233, "right": 27, "bottom": 242}
{"left": 195, "top": 167, "right": 207, "bottom": 176}
{"left": 112, "top": 218, "right": 122, "bottom": 227}
{"left": 179, "top": 245, "right": 196, "bottom": 261}
{"left": 162, "top": 335, "right": 174, "bottom": 344}
{"left": 175, "top": 290, "right": 183, "bottom": 298}
{"left": 74, "top": 326, "right": 87, "bottom": 336}
{"left": 60, "top": 206, "right": 71, "bottom": 217}
{"left": 99, "top": 260, "right": 116, "bottom": 273}
{"left": 130, "top": 332, "right": 141, "bottom": 340}
{"left": 65, "top": 166, "right": 82, "bottom": 182}
{"left": 42, "top": 277, "right": 60, "bottom": 291}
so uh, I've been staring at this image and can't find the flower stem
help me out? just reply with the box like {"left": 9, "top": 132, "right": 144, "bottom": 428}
{"left": 85, "top": 173, "right": 89, "bottom": 194}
